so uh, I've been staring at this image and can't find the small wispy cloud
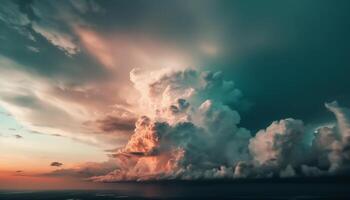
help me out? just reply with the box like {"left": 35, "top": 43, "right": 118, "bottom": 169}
{"left": 50, "top": 162, "right": 63, "bottom": 167}
{"left": 14, "top": 134, "right": 22, "bottom": 139}
{"left": 27, "top": 46, "right": 40, "bottom": 53}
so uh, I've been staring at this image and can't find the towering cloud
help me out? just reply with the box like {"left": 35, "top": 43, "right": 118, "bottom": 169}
{"left": 249, "top": 119, "right": 306, "bottom": 168}
{"left": 313, "top": 102, "right": 350, "bottom": 173}
{"left": 47, "top": 68, "right": 350, "bottom": 181}
{"left": 89, "top": 69, "right": 251, "bottom": 181}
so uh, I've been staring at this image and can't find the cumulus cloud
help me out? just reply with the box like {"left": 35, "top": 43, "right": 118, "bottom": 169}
{"left": 249, "top": 119, "right": 307, "bottom": 168}
{"left": 88, "top": 69, "right": 252, "bottom": 181}
{"left": 314, "top": 101, "right": 350, "bottom": 173}
{"left": 325, "top": 101, "right": 350, "bottom": 142}
{"left": 244, "top": 101, "right": 350, "bottom": 178}
{"left": 2, "top": 63, "right": 347, "bottom": 181}
{"left": 65, "top": 69, "right": 350, "bottom": 182}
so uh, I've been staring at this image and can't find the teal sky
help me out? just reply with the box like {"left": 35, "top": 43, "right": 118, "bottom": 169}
{"left": 1, "top": 0, "right": 349, "bottom": 131}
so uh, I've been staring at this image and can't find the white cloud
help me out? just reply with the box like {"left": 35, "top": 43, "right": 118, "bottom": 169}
{"left": 0, "top": 56, "right": 135, "bottom": 147}
{"left": 32, "top": 22, "right": 79, "bottom": 55}
{"left": 83, "top": 69, "right": 350, "bottom": 181}
{"left": 0, "top": 0, "right": 88, "bottom": 55}
{"left": 249, "top": 118, "right": 306, "bottom": 167}
{"left": 90, "top": 68, "right": 252, "bottom": 181}
{"left": 26, "top": 46, "right": 40, "bottom": 53}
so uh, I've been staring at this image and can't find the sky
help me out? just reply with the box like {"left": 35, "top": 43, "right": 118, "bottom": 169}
{"left": 0, "top": 0, "right": 350, "bottom": 189}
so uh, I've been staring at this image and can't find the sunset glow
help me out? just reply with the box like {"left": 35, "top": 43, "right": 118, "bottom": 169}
{"left": 1, "top": 0, "right": 350, "bottom": 195}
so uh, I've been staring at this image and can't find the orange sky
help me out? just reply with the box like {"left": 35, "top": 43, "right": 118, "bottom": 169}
{"left": 0, "top": 171, "right": 107, "bottom": 190}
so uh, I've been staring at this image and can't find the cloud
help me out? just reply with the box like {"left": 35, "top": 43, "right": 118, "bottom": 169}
{"left": 88, "top": 68, "right": 252, "bottom": 181}
{"left": 45, "top": 160, "right": 117, "bottom": 178}
{"left": 0, "top": 1, "right": 32, "bottom": 38}
{"left": 0, "top": 1, "right": 74, "bottom": 55}
{"left": 50, "top": 162, "right": 63, "bottom": 167}
{"left": 0, "top": 67, "right": 83, "bottom": 135}
{"left": 325, "top": 101, "right": 350, "bottom": 142}
{"left": 0, "top": 0, "right": 348, "bottom": 183}
{"left": 1, "top": 59, "right": 349, "bottom": 181}
{"left": 31, "top": 23, "right": 79, "bottom": 55}
{"left": 0, "top": 1, "right": 224, "bottom": 149}
{"left": 95, "top": 116, "right": 136, "bottom": 133}
{"left": 29, "top": 130, "right": 61, "bottom": 137}
{"left": 52, "top": 68, "right": 348, "bottom": 182}
{"left": 247, "top": 101, "right": 350, "bottom": 178}
{"left": 249, "top": 118, "right": 306, "bottom": 168}
{"left": 14, "top": 134, "right": 23, "bottom": 139}
{"left": 26, "top": 46, "right": 40, "bottom": 53}
{"left": 314, "top": 101, "right": 350, "bottom": 173}
{"left": 0, "top": 56, "right": 136, "bottom": 147}
{"left": 0, "top": 0, "right": 104, "bottom": 56}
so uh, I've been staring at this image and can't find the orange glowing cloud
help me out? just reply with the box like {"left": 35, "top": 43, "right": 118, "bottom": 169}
{"left": 76, "top": 28, "right": 115, "bottom": 69}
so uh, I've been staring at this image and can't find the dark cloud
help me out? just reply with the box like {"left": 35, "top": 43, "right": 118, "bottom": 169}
{"left": 29, "top": 130, "right": 41, "bottom": 134}
{"left": 44, "top": 168, "right": 85, "bottom": 178}
{"left": 29, "top": 130, "right": 61, "bottom": 137}
{"left": 104, "top": 148, "right": 120, "bottom": 153}
{"left": 14, "top": 134, "right": 22, "bottom": 139}
{"left": 95, "top": 116, "right": 136, "bottom": 133}
{"left": 0, "top": 0, "right": 108, "bottom": 84}
{"left": 45, "top": 160, "right": 117, "bottom": 178}
{"left": 50, "top": 162, "right": 63, "bottom": 167}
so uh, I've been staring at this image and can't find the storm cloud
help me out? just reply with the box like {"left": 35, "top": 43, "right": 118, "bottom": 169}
{"left": 81, "top": 69, "right": 350, "bottom": 181}
{"left": 18, "top": 61, "right": 346, "bottom": 182}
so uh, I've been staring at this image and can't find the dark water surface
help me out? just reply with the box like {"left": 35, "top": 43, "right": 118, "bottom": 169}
{"left": 1, "top": 178, "right": 350, "bottom": 200}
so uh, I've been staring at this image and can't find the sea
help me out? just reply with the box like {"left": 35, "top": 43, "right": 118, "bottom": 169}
{"left": 1, "top": 178, "right": 350, "bottom": 200}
